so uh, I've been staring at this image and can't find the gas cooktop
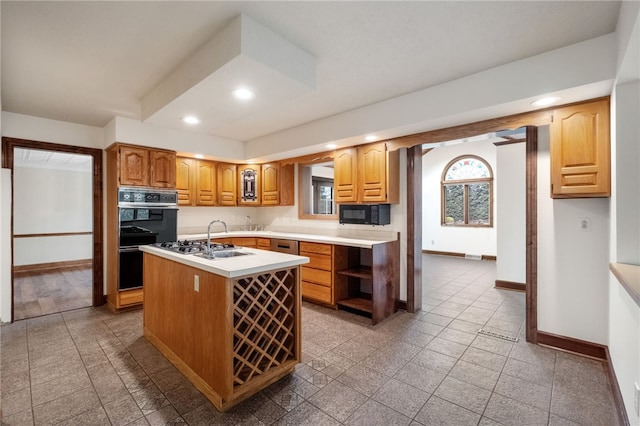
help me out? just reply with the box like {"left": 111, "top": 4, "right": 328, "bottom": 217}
{"left": 153, "top": 240, "right": 235, "bottom": 255}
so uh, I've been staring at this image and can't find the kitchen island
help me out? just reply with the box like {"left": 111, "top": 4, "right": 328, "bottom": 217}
{"left": 139, "top": 244, "right": 309, "bottom": 411}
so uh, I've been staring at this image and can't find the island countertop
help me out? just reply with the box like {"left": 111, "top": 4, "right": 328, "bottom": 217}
{"left": 140, "top": 244, "right": 309, "bottom": 278}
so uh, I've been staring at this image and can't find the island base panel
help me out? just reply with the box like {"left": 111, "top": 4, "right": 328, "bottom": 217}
{"left": 145, "top": 327, "right": 297, "bottom": 411}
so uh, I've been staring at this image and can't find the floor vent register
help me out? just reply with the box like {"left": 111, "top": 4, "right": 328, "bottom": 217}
{"left": 477, "top": 328, "right": 519, "bottom": 343}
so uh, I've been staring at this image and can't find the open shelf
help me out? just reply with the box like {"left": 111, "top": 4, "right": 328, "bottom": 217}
{"left": 336, "top": 295, "right": 373, "bottom": 314}
{"left": 336, "top": 267, "right": 373, "bottom": 280}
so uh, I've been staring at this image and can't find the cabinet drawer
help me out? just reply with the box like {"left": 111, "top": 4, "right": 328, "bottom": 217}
{"left": 119, "top": 289, "right": 143, "bottom": 306}
{"left": 302, "top": 281, "right": 332, "bottom": 304}
{"left": 257, "top": 238, "right": 271, "bottom": 250}
{"left": 301, "top": 266, "right": 331, "bottom": 286}
{"left": 301, "top": 252, "right": 332, "bottom": 271}
{"left": 230, "top": 237, "right": 257, "bottom": 248}
{"left": 300, "top": 241, "right": 332, "bottom": 256}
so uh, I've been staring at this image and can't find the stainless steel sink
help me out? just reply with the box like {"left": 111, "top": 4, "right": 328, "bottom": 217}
{"left": 195, "top": 250, "right": 252, "bottom": 259}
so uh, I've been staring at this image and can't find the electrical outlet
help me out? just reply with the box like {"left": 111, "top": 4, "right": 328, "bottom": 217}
{"left": 580, "top": 217, "right": 591, "bottom": 231}
{"left": 194, "top": 274, "right": 199, "bottom": 292}
{"left": 635, "top": 382, "right": 639, "bottom": 417}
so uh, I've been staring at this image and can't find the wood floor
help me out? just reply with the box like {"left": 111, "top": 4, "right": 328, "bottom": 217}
{"left": 13, "top": 264, "right": 93, "bottom": 320}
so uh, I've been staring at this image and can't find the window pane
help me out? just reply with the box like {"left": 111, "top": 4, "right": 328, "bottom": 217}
{"left": 444, "top": 184, "right": 464, "bottom": 224}
{"left": 445, "top": 157, "right": 490, "bottom": 181}
{"left": 468, "top": 183, "right": 490, "bottom": 224}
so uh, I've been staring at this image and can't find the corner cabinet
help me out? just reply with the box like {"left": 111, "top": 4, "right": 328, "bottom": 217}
{"left": 334, "top": 142, "right": 399, "bottom": 204}
{"left": 114, "top": 144, "right": 176, "bottom": 188}
{"left": 550, "top": 98, "right": 610, "bottom": 198}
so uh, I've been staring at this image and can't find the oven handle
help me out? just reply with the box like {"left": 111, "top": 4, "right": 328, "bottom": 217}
{"left": 119, "top": 246, "right": 141, "bottom": 253}
{"left": 118, "top": 203, "right": 178, "bottom": 209}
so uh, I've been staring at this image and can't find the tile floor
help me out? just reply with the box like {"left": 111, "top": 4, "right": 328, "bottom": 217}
{"left": 0, "top": 255, "right": 620, "bottom": 425}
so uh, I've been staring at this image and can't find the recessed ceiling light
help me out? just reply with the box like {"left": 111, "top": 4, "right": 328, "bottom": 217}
{"left": 531, "top": 96, "right": 561, "bottom": 107}
{"left": 232, "top": 88, "right": 254, "bottom": 100}
{"left": 365, "top": 135, "right": 378, "bottom": 142}
{"left": 182, "top": 115, "right": 200, "bottom": 125}
{"left": 194, "top": 154, "right": 204, "bottom": 159}
{"left": 326, "top": 143, "right": 338, "bottom": 149}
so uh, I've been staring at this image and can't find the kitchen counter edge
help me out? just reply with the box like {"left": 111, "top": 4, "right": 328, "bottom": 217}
{"left": 140, "top": 245, "right": 309, "bottom": 279}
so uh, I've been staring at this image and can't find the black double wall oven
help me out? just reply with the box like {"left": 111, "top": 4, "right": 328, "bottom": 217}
{"left": 118, "top": 187, "right": 178, "bottom": 290}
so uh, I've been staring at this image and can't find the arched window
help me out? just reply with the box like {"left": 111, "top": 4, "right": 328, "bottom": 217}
{"left": 441, "top": 155, "right": 493, "bottom": 227}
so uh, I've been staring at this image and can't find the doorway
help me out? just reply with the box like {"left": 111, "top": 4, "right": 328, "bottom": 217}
{"left": 1, "top": 137, "right": 104, "bottom": 322}
{"left": 403, "top": 122, "right": 538, "bottom": 343}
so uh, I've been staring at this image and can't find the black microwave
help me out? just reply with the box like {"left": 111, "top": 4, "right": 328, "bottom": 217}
{"left": 339, "top": 204, "right": 391, "bottom": 225}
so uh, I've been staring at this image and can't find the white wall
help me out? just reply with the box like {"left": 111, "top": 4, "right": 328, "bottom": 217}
{"left": 609, "top": 77, "right": 640, "bottom": 422}
{"left": 13, "top": 166, "right": 93, "bottom": 266}
{"left": 495, "top": 142, "right": 526, "bottom": 284}
{"left": 537, "top": 125, "right": 610, "bottom": 345}
{"left": 422, "top": 139, "right": 497, "bottom": 256}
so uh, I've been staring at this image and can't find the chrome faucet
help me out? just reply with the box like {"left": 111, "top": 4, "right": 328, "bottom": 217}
{"left": 206, "top": 220, "right": 228, "bottom": 257}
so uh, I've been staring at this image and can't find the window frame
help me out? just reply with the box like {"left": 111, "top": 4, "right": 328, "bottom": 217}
{"left": 440, "top": 155, "right": 494, "bottom": 227}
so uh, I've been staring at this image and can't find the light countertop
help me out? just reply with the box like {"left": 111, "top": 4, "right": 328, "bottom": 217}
{"left": 177, "top": 230, "right": 397, "bottom": 249}
{"left": 140, "top": 245, "right": 309, "bottom": 279}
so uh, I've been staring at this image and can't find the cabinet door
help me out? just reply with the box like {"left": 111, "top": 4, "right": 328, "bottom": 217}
{"left": 196, "top": 161, "right": 216, "bottom": 206}
{"left": 119, "top": 146, "right": 149, "bottom": 187}
{"left": 261, "top": 163, "right": 280, "bottom": 205}
{"left": 279, "top": 164, "right": 295, "bottom": 206}
{"left": 176, "top": 157, "right": 196, "bottom": 205}
{"left": 238, "top": 164, "right": 261, "bottom": 206}
{"left": 358, "top": 142, "right": 387, "bottom": 203}
{"left": 149, "top": 150, "right": 176, "bottom": 188}
{"left": 217, "top": 163, "right": 237, "bottom": 206}
{"left": 551, "top": 99, "right": 610, "bottom": 197}
{"left": 334, "top": 148, "right": 357, "bottom": 203}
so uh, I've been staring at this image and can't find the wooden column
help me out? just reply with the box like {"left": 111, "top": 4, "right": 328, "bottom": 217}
{"left": 406, "top": 146, "right": 422, "bottom": 312}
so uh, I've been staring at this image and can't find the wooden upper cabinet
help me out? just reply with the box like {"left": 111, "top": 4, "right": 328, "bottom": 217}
{"left": 149, "top": 150, "right": 176, "bottom": 188}
{"left": 119, "top": 146, "right": 149, "bottom": 187}
{"left": 116, "top": 144, "right": 176, "bottom": 188}
{"left": 334, "top": 143, "right": 399, "bottom": 204}
{"left": 176, "top": 157, "right": 196, "bottom": 205}
{"left": 237, "top": 164, "right": 261, "bottom": 206}
{"left": 217, "top": 163, "right": 237, "bottom": 206}
{"left": 550, "top": 98, "right": 610, "bottom": 198}
{"left": 279, "top": 164, "right": 295, "bottom": 206}
{"left": 334, "top": 147, "right": 358, "bottom": 203}
{"left": 196, "top": 161, "right": 216, "bottom": 206}
{"left": 358, "top": 142, "right": 387, "bottom": 203}
{"left": 261, "top": 163, "right": 280, "bottom": 205}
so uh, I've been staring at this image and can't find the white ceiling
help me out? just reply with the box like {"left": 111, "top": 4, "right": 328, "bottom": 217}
{"left": 13, "top": 148, "right": 92, "bottom": 172}
{"left": 1, "top": 1, "right": 622, "bottom": 144}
